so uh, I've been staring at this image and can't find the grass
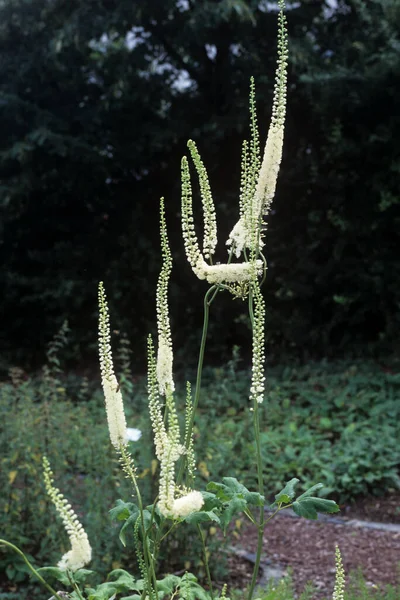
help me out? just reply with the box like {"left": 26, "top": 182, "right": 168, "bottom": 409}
{"left": 0, "top": 356, "right": 399, "bottom": 597}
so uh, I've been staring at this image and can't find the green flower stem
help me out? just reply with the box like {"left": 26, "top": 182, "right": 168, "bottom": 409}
{"left": 67, "top": 570, "right": 85, "bottom": 600}
{"left": 177, "top": 284, "right": 217, "bottom": 486}
{"left": 247, "top": 288, "right": 266, "bottom": 600}
{"left": 119, "top": 446, "right": 159, "bottom": 600}
{"left": 159, "top": 521, "right": 179, "bottom": 544}
{"left": 196, "top": 524, "right": 214, "bottom": 600}
{"left": 243, "top": 507, "right": 257, "bottom": 526}
{"left": 0, "top": 540, "right": 64, "bottom": 600}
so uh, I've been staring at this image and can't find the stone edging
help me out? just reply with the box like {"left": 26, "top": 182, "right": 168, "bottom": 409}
{"left": 265, "top": 506, "right": 400, "bottom": 533}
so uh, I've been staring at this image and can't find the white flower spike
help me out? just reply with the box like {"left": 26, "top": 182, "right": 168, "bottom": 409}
{"left": 98, "top": 281, "right": 127, "bottom": 449}
{"left": 156, "top": 198, "right": 175, "bottom": 395}
{"left": 43, "top": 456, "right": 92, "bottom": 571}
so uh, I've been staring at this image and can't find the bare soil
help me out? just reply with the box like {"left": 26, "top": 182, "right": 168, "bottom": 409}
{"left": 227, "top": 492, "right": 400, "bottom": 598}
{"left": 340, "top": 491, "right": 400, "bottom": 525}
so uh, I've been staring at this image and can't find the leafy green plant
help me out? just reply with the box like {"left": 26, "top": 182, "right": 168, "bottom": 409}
{"left": 0, "top": 4, "right": 343, "bottom": 599}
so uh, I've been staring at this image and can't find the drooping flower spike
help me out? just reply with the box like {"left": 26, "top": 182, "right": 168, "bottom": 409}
{"left": 43, "top": 456, "right": 92, "bottom": 571}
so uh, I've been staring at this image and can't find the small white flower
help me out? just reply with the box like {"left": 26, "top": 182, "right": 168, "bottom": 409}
{"left": 125, "top": 428, "right": 142, "bottom": 442}
{"left": 171, "top": 490, "right": 204, "bottom": 518}
{"left": 57, "top": 531, "right": 92, "bottom": 571}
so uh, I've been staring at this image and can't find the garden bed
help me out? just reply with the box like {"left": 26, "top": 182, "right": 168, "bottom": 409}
{"left": 227, "top": 494, "right": 400, "bottom": 598}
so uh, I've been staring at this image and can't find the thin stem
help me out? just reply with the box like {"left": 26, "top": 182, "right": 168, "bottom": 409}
{"left": 196, "top": 524, "right": 214, "bottom": 599}
{"left": 119, "top": 446, "right": 159, "bottom": 600}
{"left": 177, "top": 285, "right": 217, "bottom": 486}
{"left": 0, "top": 540, "right": 64, "bottom": 600}
{"left": 159, "top": 522, "right": 179, "bottom": 543}
{"left": 67, "top": 571, "right": 85, "bottom": 600}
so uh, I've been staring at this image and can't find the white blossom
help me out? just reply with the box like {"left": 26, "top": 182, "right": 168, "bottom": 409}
{"left": 43, "top": 457, "right": 92, "bottom": 572}
{"left": 98, "top": 282, "right": 128, "bottom": 449}
{"left": 58, "top": 531, "right": 92, "bottom": 571}
{"left": 156, "top": 338, "right": 174, "bottom": 395}
{"left": 101, "top": 373, "right": 127, "bottom": 449}
{"left": 194, "top": 258, "right": 263, "bottom": 284}
{"left": 125, "top": 428, "right": 142, "bottom": 442}
{"left": 171, "top": 491, "right": 204, "bottom": 518}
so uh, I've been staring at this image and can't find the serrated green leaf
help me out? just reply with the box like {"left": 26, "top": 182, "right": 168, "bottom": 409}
{"left": 157, "top": 574, "right": 181, "bottom": 594}
{"left": 109, "top": 499, "right": 138, "bottom": 522}
{"left": 274, "top": 478, "right": 299, "bottom": 504}
{"left": 184, "top": 510, "right": 221, "bottom": 526}
{"left": 220, "top": 496, "right": 247, "bottom": 534}
{"left": 207, "top": 478, "right": 264, "bottom": 506}
{"left": 107, "top": 569, "right": 137, "bottom": 587}
{"left": 36, "top": 567, "right": 70, "bottom": 586}
{"left": 73, "top": 568, "right": 95, "bottom": 584}
{"left": 296, "top": 483, "right": 324, "bottom": 501}
{"left": 201, "top": 491, "right": 224, "bottom": 511}
{"left": 119, "top": 514, "right": 138, "bottom": 547}
{"left": 292, "top": 497, "right": 340, "bottom": 520}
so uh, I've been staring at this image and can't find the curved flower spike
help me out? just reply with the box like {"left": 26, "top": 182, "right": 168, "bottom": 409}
{"left": 227, "top": 0, "right": 288, "bottom": 257}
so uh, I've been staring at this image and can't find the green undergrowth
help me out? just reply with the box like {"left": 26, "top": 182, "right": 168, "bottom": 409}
{"left": 1, "top": 357, "right": 399, "bottom": 596}
{"left": 195, "top": 355, "right": 400, "bottom": 503}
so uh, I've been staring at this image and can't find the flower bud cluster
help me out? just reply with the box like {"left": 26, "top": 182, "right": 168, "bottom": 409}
{"left": 156, "top": 198, "right": 175, "bottom": 395}
{"left": 148, "top": 337, "right": 201, "bottom": 519}
{"left": 250, "top": 284, "right": 266, "bottom": 404}
{"left": 98, "top": 282, "right": 127, "bottom": 449}
{"left": 227, "top": 2, "right": 288, "bottom": 256}
{"left": 43, "top": 456, "right": 92, "bottom": 571}
{"left": 333, "top": 546, "right": 345, "bottom": 600}
{"left": 187, "top": 140, "right": 218, "bottom": 260}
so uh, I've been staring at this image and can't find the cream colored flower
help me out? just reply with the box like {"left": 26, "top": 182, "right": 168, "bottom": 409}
{"left": 43, "top": 457, "right": 92, "bottom": 572}
{"left": 156, "top": 198, "right": 175, "bottom": 395}
{"left": 195, "top": 258, "right": 263, "bottom": 284}
{"left": 58, "top": 531, "right": 92, "bottom": 571}
{"left": 333, "top": 545, "right": 345, "bottom": 600}
{"left": 171, "top": 491, "right": 204, "bottom": 518}
{"left": 98, "top": 282, "right": 127, "bottom": 449}
{"left": 227, "top": 2, "right": 288, "bottom": 256}
{"left": 101, "top": 370, "right": 127, "bottom": 449}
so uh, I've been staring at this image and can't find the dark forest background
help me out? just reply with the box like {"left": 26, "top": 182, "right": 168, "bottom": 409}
{"left": 1, "top": 0, "right": 399, "bottom": 374}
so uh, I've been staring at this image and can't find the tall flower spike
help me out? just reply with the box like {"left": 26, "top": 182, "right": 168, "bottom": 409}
{"left": 184, "top": 381, "right": 196, "bottom": 484}
{"left": 156, "top": 197, "right": 175, "bottom": 395}
{"left": 333, "top": 546, "right": 345, "bottom": 600}
{"left": 147, "top": 335, "right": 168, "bottom": 461}
{"left": 250, "top": 283, "right": 266, "bottom": 405}
{"left": 181, "top": 156, "right": 204, "bottom": 279}
{"left": 98, "top": 282, "right": 127, "bottom": 449}
{"left": 181, "top": 140, "right": 265, "bottom": 287}
{"left": 187, "top": 140, "right": 218, "bottom": 260}
{"left": 227, "top": 1, "right": 288, "bottom": 256}
{"left": 43, "top": 456, "right": 92, "bottom": 571}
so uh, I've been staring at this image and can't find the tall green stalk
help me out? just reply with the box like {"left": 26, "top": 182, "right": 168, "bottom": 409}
{"left": 177, "top": 284, "right": 218, "bottom": 486}
{"left": 197, "top": 524, "right": 214, "bottom": 600}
